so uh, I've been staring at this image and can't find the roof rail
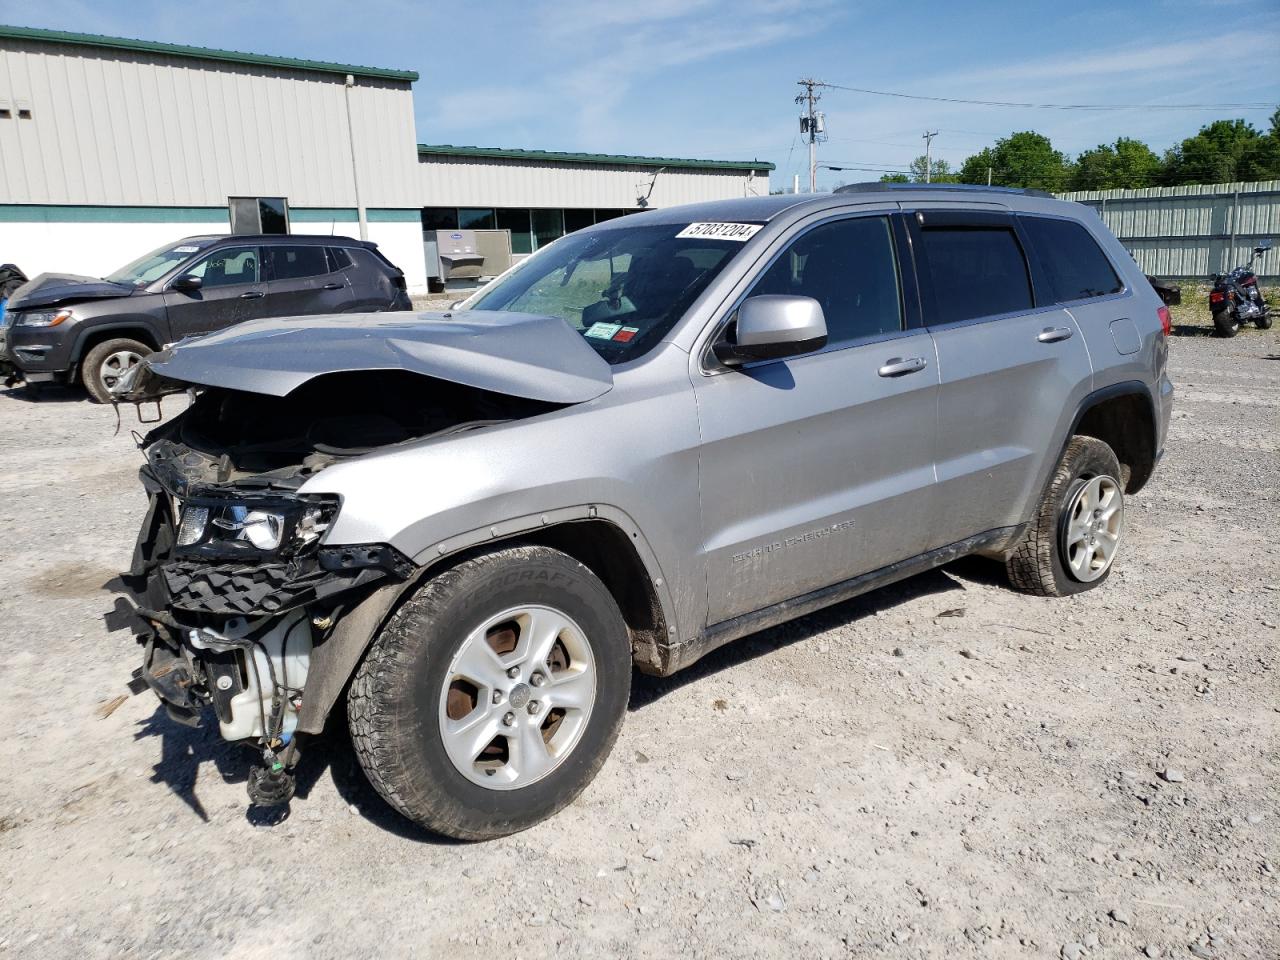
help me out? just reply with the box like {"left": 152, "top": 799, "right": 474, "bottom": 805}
{"left": 833, "top": 182, "right": 1054, "bottom": 199}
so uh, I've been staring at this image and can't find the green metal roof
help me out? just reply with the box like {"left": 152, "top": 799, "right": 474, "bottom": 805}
{"left": 0, "top": 24, "right": 418, "bottom": 82}
{"left": 417, "top": 143, "right": 775, "bottom": 172}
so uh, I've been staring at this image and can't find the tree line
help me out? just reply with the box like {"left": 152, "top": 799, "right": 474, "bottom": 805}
{"left": 876, "top": 108, "right": 1280, "bottom": 192}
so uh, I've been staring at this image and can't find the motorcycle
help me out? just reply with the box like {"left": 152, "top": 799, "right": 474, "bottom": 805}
{"left": 1209, "top": 239, "right": 1272, "bottom": 337}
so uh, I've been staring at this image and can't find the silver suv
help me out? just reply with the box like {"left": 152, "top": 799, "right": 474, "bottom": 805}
{"left": 117, "top": 185, "right": 1173, "bottom": 838}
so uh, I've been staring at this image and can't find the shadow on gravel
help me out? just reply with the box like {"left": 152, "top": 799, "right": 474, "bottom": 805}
{"left": 629, "top": 560, "right": 988, "bottom": 710}
{"left": 1170, "top": 324, "right": 1216, "bottom": 338}
{"left": 134, "top": 707, "right": 254, "bottom": 822}
{"left": 303, "top": 711, "right": 466, "bottom": 845}
{"left": 1, "top": 383, "right": 85, "bottom": 403}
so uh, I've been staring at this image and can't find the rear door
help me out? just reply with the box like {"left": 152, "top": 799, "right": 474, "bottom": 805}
{"left": 263, "top": 245, "right": 352, "bottom": 317}
{"left": 906, "top": 210, "right": 1093, "bottom": 549}
{"left": 162, "top": 244, "right": 266, "bottom": 340}
{"left": 692, "top": 213, "right": 940, "bottom": 625}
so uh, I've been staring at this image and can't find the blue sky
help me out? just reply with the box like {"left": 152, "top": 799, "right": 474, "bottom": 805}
{"left": 3, "top": 0, "right": 1277, "bottom": 190}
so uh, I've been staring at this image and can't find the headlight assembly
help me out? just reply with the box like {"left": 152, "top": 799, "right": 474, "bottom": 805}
{"left": 173, "top": 496, "right": 337, "bottom": 558}
{"left": 17, "top": 309, "right": 72, "bottom": 327}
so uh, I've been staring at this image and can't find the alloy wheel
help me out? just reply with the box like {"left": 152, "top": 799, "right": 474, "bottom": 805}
{"left": 1061, "top": 474, "right": 1123, "bottom": 582}
{"left": 438, "top": 605, "right": 596, "bottom": 790}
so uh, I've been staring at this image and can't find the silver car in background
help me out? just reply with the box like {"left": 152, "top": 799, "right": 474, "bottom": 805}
{"left": 116, "top": 185, "right": 1173, "bottom": 838}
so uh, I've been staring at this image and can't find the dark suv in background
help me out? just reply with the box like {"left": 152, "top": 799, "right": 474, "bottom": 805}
{"left": 2, "top": 234, "right": 411, "bottom": 401}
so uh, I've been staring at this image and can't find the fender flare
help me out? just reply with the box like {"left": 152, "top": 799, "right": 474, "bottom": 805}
{"left": 71, "top": 319, "right": 165, "bottom": 364}
{"left": 296, "top": 505, "right": 679, "bottom": 735}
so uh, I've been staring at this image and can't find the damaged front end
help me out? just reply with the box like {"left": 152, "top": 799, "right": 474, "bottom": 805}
{"left": 112, "top": 310, "right": 612, "bottom": 808}
{"left": 119, "top": 369, "right": 551, "bottom": 806}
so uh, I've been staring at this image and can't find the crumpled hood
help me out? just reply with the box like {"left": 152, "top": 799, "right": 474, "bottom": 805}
{"left": 7, "top": 272, "right": 135, "bottom": 310}
{"left": 120, "top": 310, "right": 614, "bottom": 404}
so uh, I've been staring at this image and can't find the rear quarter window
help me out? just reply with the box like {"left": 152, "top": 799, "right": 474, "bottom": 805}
{"left": 1021, "top": 216, "right": 1123, "bottom": 302}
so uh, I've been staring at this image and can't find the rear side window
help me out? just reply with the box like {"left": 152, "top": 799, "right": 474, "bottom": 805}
{"left": 749, "top": 216, "right": 902, "bottom": 346}
{"left": 268, "top": 245, "right": 329, "bottom": 280}
{"left": 917, "top": 226, "right": 1032, "bottom": 325}
{"left": 327, "top": 247, "right": 354, "bottom": 271}
{"left": 1021, "top": 216, "right": 1123, "bottom": 301}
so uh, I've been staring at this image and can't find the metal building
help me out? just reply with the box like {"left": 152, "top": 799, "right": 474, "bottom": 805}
{"left": 0, "top": 25, "right": 773, "bottom": 292}
{"left": 1059, "top": 180, "right": 1280, "bottom": 280}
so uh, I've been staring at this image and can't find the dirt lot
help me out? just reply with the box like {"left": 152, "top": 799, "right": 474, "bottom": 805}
{"left": 0, "top": 315, "right": 1276, "bottom": 960}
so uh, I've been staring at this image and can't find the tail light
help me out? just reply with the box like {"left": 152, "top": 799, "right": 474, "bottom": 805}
{"left": 1209, "top": 290, "right": 1225, "bottom": 303}
{"left": 1157, "top": 305, "right": 1171, "bottom": 336}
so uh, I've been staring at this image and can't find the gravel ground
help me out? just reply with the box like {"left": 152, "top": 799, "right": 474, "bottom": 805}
{"left": 0, "top": 316, "right": 1276, "bottom": 960}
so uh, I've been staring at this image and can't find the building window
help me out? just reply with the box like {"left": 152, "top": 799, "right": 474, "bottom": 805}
{"left": 532, "top": 208, "right": 565, "bottom": 250}
{"left": 459, "top": 208, "right": 497, "bottom": 230}
{"left": 564, "top": 209, "right": 595, "bottom": 234}
{"left": 594, "top": 209, "right": 637, "bottom": 223}
{"left": 422, "top": 208, "right": 459, "bottom": 232}
{"left": 496, "top": 209, "right": 534, "bottom": 254}
{"left": 229, "top": 197, "right": 289, "bottom": 234}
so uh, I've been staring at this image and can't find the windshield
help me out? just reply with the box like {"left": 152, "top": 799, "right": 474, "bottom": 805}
{"left": 104, "top": 241, "right": 206, "bottom": 287}
{"left": 467, "top": 221, "right": 753, "bottom": 362}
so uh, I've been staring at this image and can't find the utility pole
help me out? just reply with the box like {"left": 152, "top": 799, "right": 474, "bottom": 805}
{"left": 796, "top": 79, "right": 824, "bottom": 192}
{"left": 922, "top": 130, "right": 938, "bottom": 183}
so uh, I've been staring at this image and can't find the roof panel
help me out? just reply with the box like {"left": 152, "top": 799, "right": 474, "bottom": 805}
{"left": 417, "top": 143, "right": 775, "bottom": 172}
{"left": 0, "top": 24, "right": 418, "bottom": 82}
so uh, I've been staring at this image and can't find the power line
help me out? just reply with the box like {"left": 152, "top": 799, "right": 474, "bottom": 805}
{"left": 816, "top": 81, "right": 1274, "bottom": 112}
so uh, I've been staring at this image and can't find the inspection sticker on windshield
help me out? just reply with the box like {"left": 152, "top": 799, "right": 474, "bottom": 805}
{"left": 584, "top": 322, "right": 622, "bottom": 340}
{"left": 675, "top": 222, "right": 762, "bottom": 241}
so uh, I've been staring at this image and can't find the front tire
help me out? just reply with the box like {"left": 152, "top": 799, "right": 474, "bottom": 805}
{"left": 1256, "top": 310, "right": 1273, "bottom": 330}
{"left": 1006, "top": 436, "right": 1125, "bottom": 597}
{"left": 81, "top": 337, "right": 149, "bottom": 403}
{"left": 1212, "top": 307, "right": 1240, "bottom": 338}
{"left": 348, "top": 545, "right": 631, "bottom": 840}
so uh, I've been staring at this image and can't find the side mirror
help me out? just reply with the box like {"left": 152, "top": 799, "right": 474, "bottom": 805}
{"left": 171, "top": 274, "right": 203, "bottom": 293}
{"left": 713, "top": 295, "right": 828, "bottom": 366}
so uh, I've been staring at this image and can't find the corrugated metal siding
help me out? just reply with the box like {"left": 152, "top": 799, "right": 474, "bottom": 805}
{"left": 1058, "top": 180, "right": 1280, "bottom": 279}
{"left": 0, "top": 39, "right": 421, "bottom": 207}
{"left": 417, "top": 155, "right": 769, "bottom": 209}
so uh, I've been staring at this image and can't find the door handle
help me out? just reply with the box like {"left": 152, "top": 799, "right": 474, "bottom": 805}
{"left": 239, "top": 291, "right": 265, "bottom": 299}
{"left": 1037, "top": 326, "right": 1074, "bottom": 343}
{"left": 877, "top": 356, "right": 927, "bottom": 377}
{"left": 322, "top": 282, "right": 344, "bottom": 290}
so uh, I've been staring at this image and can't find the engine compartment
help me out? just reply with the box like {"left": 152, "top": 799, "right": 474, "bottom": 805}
{"left": 141, "top": 369, "right": 562, "bottom": 492}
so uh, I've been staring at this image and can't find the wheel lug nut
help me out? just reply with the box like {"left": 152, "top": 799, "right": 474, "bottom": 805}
{"left": 492, "top": 690, "right": 504, "bottom": 704}
{"left": 506, "top": 666, "right": 520, "bottom": 679}
{"left": 530, "top": 673, "right": 545, "bottom": 687}
{"left": 502, "top": 712, "right": 515, "bottom": 726}
{"left": 527, "top": 700, "right": 540, "bottom": 715}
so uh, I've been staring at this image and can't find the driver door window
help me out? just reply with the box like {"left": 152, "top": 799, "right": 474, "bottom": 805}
{"left": 748, "top": 216, "right": 903, "bottom": 348}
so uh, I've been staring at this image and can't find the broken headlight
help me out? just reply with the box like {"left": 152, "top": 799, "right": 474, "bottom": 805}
{"left": 173, "top": 495, "right": 338, "bottom": 559}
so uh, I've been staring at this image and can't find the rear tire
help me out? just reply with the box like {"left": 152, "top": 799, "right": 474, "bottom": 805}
{"left": 81, "top": 337, "right": 149, "bottom": 403}
{"left": 1006, "top": 436, "right": 1124, "bottom": 597}
{"left": 348, "top": 545, "right": 631, "bottom": 840}
{"left": 1256, "top": 311, "right": 1273, "bottom": 330}
{"left": 1212, "top": 308, "right": 1240, "bottom": 338}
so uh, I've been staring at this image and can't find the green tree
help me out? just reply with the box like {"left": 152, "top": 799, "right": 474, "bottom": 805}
{"left": 878, "top": 172, "right": 910, "bottom": 183}
{"left": 907, "top": 154, "right": 959, "bottom": 183}
{"left": 1070, "top": 137, "right": 1163, "bottom": 190}
{"left": 958, "top": 132, "right": 1070, "bottom": 192}
{"left": 958, "top": 147, "right": 997, "bottom": 185}
{"left": 1163, "top": 118, "right": 1273, "bottom": 185}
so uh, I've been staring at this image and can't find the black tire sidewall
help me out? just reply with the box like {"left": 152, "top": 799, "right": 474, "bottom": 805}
{"left": 1211, "top": 308, "right": 1239, "bottom": 337}
{"left": 1047, "top": 441, "right": 1123, "bottom": 595}
{"left": 81, "top": 337, "right": 148, "bottom": 403}
{"left": 370, "top": 548, "right": 630, "bottom": 837}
